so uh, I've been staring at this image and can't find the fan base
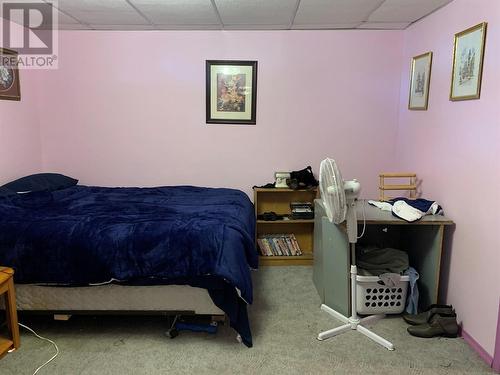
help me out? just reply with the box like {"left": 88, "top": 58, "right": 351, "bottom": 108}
{"left": 317, "top": 304, "right": 395, "bottom": 351}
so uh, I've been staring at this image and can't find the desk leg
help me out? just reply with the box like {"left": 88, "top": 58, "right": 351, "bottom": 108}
{"left": 405, "top": 224, "right": 444, "bottom": 308}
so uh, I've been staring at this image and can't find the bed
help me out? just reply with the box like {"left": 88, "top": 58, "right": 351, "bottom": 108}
{"left": 0, "top": 182, "right": 258, "bottom": 347}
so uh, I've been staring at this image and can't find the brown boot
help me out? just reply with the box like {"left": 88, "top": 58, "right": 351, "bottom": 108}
{"left": 403, "top": 304, "right": 454, "bottom": 325}
{"left": 407, "top": 313, "right": 458, "bottom": 338}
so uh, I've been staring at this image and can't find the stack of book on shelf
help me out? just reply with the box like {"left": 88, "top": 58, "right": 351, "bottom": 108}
{"left": 257, "top": 234, "right": 302, "bottom": 256}
{"left": 290, "top": 202, "right": 314, "bottom": 220}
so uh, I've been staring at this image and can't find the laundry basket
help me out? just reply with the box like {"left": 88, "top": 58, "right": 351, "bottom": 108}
{"left": 356, "top": 275, "right": 409, "bottom": 315}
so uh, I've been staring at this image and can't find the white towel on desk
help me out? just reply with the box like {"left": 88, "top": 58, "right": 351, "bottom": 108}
{"left": 368, "top": 200, "right": 392, "bottom": 211}
{"left": 368, "top": 199, "right": 442, "bottom": 222}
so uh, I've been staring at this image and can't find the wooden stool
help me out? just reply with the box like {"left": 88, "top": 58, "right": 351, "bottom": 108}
{"left": 0, "top": 267, "right": 20, "bottom": 358}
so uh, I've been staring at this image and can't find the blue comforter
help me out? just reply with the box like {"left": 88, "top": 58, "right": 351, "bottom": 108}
{"left": 0, "top": 185, "right": 258, "bottom": 346}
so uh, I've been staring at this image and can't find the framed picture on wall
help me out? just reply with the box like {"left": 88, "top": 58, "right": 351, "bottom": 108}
{"left": 450, "top": 22, "right": 487, "bottom": 101}
{"left": 0, "top": 48, "right": 21, "bottom": 101}
{"left": 408, "top": 52, "right": 433, "bottom": 110}
{"left": 206, "top": 60, "right": 257, "bottom": 125}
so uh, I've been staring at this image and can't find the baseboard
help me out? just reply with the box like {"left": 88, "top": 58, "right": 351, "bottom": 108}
{"left": 461, "top": 329, "right": 494, "bottom": 369}
{"left": 494, "top": 357, "right": 500, "bottom": 373}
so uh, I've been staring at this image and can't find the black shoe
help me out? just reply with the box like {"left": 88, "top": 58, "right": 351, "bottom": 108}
{"left": 403, "top": 304, "right": 454, "bottom": 326}
{"left": 258, "top": 212, "right": 282, "bottom": 221}
{"left": 407, "top": 312, "right": 459, "bottom": 338}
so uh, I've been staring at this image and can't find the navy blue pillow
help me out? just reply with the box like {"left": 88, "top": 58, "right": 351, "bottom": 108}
{"left": 2, "top": 173, "right": 78, "bottom": 193}
{"left": 0, "top": 186, "right": 15, "bottom": 197}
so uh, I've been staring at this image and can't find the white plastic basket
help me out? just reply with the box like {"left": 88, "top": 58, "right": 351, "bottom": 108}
{"left": 356, "top": 275, "right": 409, "bottom": 315}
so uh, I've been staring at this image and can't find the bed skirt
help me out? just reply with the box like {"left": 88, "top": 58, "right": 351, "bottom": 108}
{"left": 14, "top": 284, "right": 224, "bottom": 315}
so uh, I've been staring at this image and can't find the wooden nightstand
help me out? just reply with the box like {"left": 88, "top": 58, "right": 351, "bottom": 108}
{"left": 0, "top": 267, "right": 20, "bottom": 358}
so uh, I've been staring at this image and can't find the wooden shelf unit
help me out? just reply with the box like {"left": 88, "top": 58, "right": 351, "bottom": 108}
{"left": 253, "top": 188, "right": 317, "bottom": 266}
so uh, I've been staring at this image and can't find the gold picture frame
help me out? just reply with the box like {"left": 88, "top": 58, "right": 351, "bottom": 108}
{"left": 450, "top": 22, "right": 487, "bottom": 101}
{"left": 408, "top": 52, "right": 433, "bottom": 110}
{"left": 0, "top": 48, "right": 21, "bottom": 101}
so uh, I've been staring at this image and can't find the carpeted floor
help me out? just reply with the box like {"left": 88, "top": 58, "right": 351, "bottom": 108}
{"left": 0, "top": 267, "right": 494, "bottom": 375}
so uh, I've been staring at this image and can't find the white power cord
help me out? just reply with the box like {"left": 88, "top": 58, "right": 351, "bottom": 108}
{"left": 17, "top": 323, "right": 59, "bottom": 375}
{"left": 357, "top": 199, "right": 367, "bottom": 239}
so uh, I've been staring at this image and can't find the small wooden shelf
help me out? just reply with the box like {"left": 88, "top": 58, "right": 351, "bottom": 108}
{"left": 253, "top": 188, "right": 317, "bottom": 193}
{"left": 379, "top": 184, "right": 417, "bottom": 190}
{"left": 254, "top": 187, "right": 317, "bottom": 266}
{"left": 256, "top": 219, "right": 314, "bottom": 224}
{"left": 259, "top": 252, "right": 313, "bottom": 266}
{"left": 379, "top": 173, "right": 417, "bottom": 201}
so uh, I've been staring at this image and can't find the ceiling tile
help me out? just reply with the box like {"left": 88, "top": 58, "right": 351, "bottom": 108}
{"left": 56, "top": 0, "right": 149, "bottom": 25}
{"left": 292, "top": 22, "right": 360, "bottom": 30}
{"left": 214, "top": 0, "right": 298, "bottom": 25}
{"left": 130, "top": 0, "right": 220, "bottom": 25}
{"left": 154, "top": 24, "right": 221, "bottom": 30}
{"left": 292, "top": 22, "right": 362, "bottom": 29}
{"left": 294, "top": 0, "right": 383, "bottom": 25}
{"left": 224, "top": 24, "right": 289, "bottom": 30}
{"left": 58, "top": 24, "right": 92, "bottom": 30}
{"left": 88, "top": 24, "right": 157, "bottom": 30}
{"left": 368, "top": 0, "right": 453, "bottom": 22}
{"left": 56, "top": 10, "right": 80, "bottom": 25}
{"left": 6, "top": 4, "right": 76, "bottom": 29}
{"left": 42, "top": 0, "right": 456, "bottom": 31}
{"left": 358, "top": 22, "right": 411, "bottom": 29}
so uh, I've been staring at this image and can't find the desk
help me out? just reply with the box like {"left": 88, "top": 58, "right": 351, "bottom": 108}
{"left": 313, "top": 199, "right": 454, "bottom": 317}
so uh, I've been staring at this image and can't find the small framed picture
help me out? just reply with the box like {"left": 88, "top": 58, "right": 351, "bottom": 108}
{"left": 206, "top": 60, "right": 257, "bottom": 125}
{"left": 0, "top": 48, "right": 21, "bottom": 101}
{"left": 450, "top": 22, "right": 487, "bottom": 101}
{"left": 408, "top": 52, "right": 433, "bottom": 110}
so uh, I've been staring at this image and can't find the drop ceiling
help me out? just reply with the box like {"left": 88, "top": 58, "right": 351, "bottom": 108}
{"left": 45, "top": 0, "right": 454, "bottom": 31}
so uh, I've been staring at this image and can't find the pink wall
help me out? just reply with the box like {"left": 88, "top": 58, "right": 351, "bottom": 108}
{"left": 2, "top": 4, "right": 499, "bottom": 362}
{"left": 36, "top": 30, "right": 403, "bottom": 197}
{"left": 396, "top": 0, "right": 500, "bottom": 357}
{"left": 3, "top": 8, "right": 499, "bottom": 359}
{"left": 0, "top": 20, "right": 41, "bottom": 184}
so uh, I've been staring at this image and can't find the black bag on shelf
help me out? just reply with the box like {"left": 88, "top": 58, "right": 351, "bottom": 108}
{"left": 289, "top": 166, "right": 319, "bottom": 189}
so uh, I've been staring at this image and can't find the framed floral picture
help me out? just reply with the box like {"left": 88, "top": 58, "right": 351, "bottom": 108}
{"left": 408, "top": 52, "right": 433, "bottom": 110}
{"left": 450, "top": 22, "right": 487, "bottom": 101}
{"left": 0, "top": 48, "right": 21, "bottom": 101}
{"left": 206, "top": 60, "right": 257, "bottom": 125}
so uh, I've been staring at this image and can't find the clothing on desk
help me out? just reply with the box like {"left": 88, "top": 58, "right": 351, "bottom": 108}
{"left": 368, "top": 198, "right": 443, "bottom": 222}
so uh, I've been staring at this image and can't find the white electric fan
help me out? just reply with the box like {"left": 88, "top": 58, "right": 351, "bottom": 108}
{"left": 317, "top": 158, "right": 394, "bottom": 351}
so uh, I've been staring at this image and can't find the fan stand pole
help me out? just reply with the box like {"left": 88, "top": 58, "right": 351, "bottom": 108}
{"left": 317, "top": 243, "right": 395, "bottom": 351}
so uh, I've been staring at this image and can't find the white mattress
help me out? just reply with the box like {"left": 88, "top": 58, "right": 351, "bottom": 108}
{"left": 14, "top": 284, "right": 224, "bottom": 315}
